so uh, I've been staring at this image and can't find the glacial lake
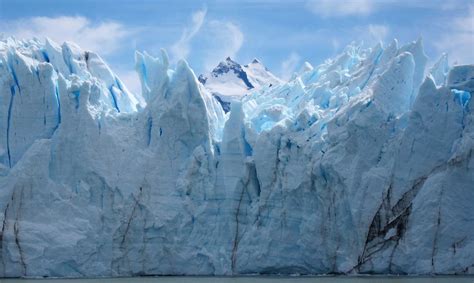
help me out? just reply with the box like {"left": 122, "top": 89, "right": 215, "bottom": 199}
{"left": 0, "top": 276, "right": 472, "bottom": 283}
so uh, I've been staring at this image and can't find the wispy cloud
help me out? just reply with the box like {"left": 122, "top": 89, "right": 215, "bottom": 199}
{"left": 169, "top": 8, "right": 244, "bottom": 71}
{"left": 268, "top": 23, "right": 388, "bottom": 63}
{"left": 202, "top": 20, "right": 244, "bottom": 70}
{"left": 367, "top": 24, "right": 389, "bottom": 42}
{"left": 435, "top": 4, "right": 474, "bottom": 64}
{"left": 305, "top": 0, "right": 466, "bottom": 18}
{"left": 0, "top": 16, "right": 133, "bottom": 55}
{"left": 280, "top": 52, "right": 301, "bottom": 80}
{"left": 116, "top": 69, "right": 142, "bottom": 97}
{"left": 306, "top": 0, "right": 375, "bottom": 17}
{"left": 170, "top": 8, "right": 207, "bottom": 60}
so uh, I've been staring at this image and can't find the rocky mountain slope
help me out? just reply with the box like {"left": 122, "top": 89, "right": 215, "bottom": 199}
{"left": 198, "top": 57, "right": 282, "bottom": 112}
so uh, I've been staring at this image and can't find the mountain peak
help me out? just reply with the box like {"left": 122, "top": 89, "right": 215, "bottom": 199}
{"left": 211, "top": 57, "right": 246, "bottom": 79}
{"left": 199, "top": 57, "right": 282, "bottom": 112}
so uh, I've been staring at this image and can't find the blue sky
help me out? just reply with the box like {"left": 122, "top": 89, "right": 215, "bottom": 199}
{"left": 1, "top": 0, "right": 473, "bottom": 93}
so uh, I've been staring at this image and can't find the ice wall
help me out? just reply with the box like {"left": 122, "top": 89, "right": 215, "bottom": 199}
{"left": 0, "top": 37, "right": 472, "bottom": 277}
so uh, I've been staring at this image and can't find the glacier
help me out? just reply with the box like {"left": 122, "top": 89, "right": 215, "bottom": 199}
{"left": 0, "top": 36, "right": 473, "bottom": 277}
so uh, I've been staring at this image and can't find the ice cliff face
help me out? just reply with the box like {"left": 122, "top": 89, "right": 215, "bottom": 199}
{"left": 0, "top": 37, "right": 473, "bottom": 278}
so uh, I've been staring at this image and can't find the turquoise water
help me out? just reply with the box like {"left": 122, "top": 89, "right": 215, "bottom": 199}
{"left": 0, "top": 276, "right": 472, "bottom": 283}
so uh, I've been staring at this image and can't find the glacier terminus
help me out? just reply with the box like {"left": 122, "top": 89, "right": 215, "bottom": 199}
{"left": 0, "top": 36, "right": 473, "bottom": 277}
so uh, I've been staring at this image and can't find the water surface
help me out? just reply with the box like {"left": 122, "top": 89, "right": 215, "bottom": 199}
{"left": 0, "top": 276, "right": 472, "bottom": 283}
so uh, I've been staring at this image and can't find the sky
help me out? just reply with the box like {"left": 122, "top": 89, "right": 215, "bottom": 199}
{"left": 0, "top": 0, "right": 473, "bottom": 94}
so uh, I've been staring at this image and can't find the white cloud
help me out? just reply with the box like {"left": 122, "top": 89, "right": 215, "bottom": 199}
{"left": 435, "top": 4, "right": 474, "bottom": 64}
{"left": 331, "top": 38, "right": 341, "bottom": 52}
{"left": 0, "top": 16, "right": 133, "bottom": 55}
{"left": 280, "top": 52, "right": 301, "bottom": 80}
{"left": 170, "top": 8, "right": 207, "bottom": 60}
{"left": 306, "top": 0, "right": 375, "bottom": 17}
{"left": 202, "top": 20, "right": 244, "bottom": 70}
{"left": 368, "top": 24, "right": 389, "bottom": 42}
{"left": 169, "top": 9, "right": 244, "bottom": 71}
{"left": 117, "top": 69, "right": 142, "bottom": 96}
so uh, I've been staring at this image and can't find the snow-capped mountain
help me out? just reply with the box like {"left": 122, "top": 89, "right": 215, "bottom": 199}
{"left": 0, "top": 37, "right": 473, "bottom": 278}
{"left": 199, "top": 57, "right": 282, "bottom": 111}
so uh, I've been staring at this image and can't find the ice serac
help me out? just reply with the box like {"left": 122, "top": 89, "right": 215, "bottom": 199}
{"left": 0, "top": 37, "right": 473, "bottom": 278}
